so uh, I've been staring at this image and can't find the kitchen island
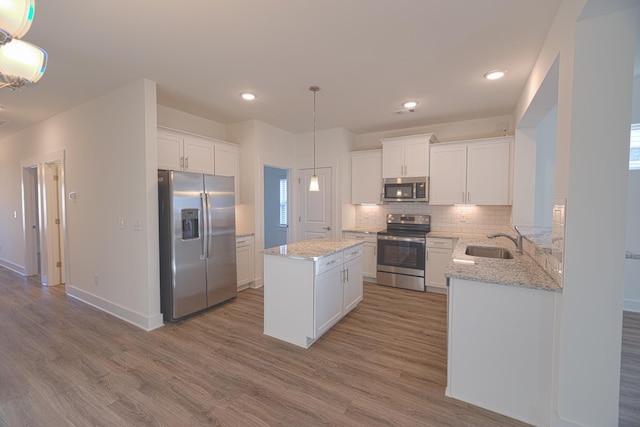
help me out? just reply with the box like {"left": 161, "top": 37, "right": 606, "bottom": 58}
{"left": 445, "top": 234, "right": 560, "bottom": 426}
{"left": 263, "top": 239, "right": 364, "bottom": 348}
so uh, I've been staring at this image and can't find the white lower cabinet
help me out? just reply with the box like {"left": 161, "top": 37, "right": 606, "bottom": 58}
{"left": 236, "top": 235, "right": 254, "bottom": 290}
{"left": 263, "top": 244, "right": 363, "bottom": 348}
{"left": 426, "top": 237, "right": 454, "bottom": 293}
{"left": 342, "top": 231, "right": 377, "bottom": 281}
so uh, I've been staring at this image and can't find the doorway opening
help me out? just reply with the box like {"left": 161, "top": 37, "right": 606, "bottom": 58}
{"left": 264, "top": 166, "right": 289, "bottom": 249}
{"left": 21, "top": 151, "right": 67, "bottom": 286}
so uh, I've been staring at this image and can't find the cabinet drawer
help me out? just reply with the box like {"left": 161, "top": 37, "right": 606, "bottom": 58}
{"left": 236, "top": 237, "right": 252, "bottom": 247}
{"left": 343, "top": 245, "right": 363, "bottom": 263}
{"left": 426, "top": 238, "right": 454, "bottom": 249}
{"left": 343, "top": 232, "right": 376, "bottom": 243}
{"left": 316, "top": 251, "right": 343, "bottom": 276}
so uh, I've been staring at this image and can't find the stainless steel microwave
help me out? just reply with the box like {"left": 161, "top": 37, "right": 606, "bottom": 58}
{"left": 382, "top": 177, "right": 428, "bottom": 202}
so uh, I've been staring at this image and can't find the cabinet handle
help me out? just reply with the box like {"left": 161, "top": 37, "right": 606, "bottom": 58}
{"left": 426, "top": 251, "right": 428, "bottom": 261}
{"left": 327, "top": 260, "right": 337, "bottom": 266}
{"left": 374, "top": 247, "right": 376, "bottom": 256}
{"left": 185, "top": 157, "right": 189, "bottom": 169}
{"left": 462, "top": 192, "right": 465, "bottom": 203}
{"left": 180, "top": 156, "right": 184, "bottom": 168}
{"left": 467, "top": 192, "right": 470, "bottom": 203}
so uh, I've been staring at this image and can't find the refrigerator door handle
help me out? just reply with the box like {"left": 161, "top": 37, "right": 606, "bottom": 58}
{"left": 200, "top": 192, "right": 206, "bottom": 258}
{"left": 205, "top": 193, "right": 212, "bottom": 258}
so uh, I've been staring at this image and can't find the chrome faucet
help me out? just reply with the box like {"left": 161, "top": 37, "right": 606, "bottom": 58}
{"left": 488, "top": 226, "right": 523, "bottom": 253}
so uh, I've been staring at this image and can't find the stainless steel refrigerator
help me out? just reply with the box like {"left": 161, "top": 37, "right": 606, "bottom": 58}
{"left": 158, "top": 170, "right": 237, "bottom": 322}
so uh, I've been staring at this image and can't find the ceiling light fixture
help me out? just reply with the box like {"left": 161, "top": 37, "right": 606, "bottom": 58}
{"left": 0, "top": 0, "right": 47, "bottom": 90}
{"left": 484, "top": 69, "right": 507, "bottom": 80}
{"left": 309, "top": 85, "right": 320, "bottom": 192}
{"left": 240, "top": 92, "right": 256, "bottom": 101}
{"left": 402, "top": 101, "right": 418, "bottom": 109}
{"left": 0, "top": 38, "right": 46, "bottom": 88}
{"left": 0, "top": 0, "right": 34, "bottom": 45}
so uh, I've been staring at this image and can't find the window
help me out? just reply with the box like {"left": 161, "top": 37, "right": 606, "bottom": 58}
{"left": 631, "top": 123, "right": 640, "bottom": 170}
{"left": 279, "top": 177, "right": 287, "bottom": 226}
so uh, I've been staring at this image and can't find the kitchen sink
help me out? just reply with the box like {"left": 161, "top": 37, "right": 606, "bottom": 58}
{"left": 465, "top": 245, "right": 514, "bottom": 259}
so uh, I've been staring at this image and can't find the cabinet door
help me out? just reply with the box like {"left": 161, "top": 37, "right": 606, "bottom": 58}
{"left": 363, "top": 242, "right": 377, "bottom": 279}
{"left": 466, "top": 140, "right": 510, "bottom": 205}
{"left": 351, "top": 150, "right": 382, "bottom": 204}
{"left": 314, "top": 265, "right": 344, "bottom": 338}
{"left": 429, "top": 144, "right": 467, "bottom": 204}
{"left": 215, "top": 144, "right": 238, "bottom": 177}
{"left": 236, "top": 238, "right": 253, "bottom": 288}
{"left": 158, "top": 133, "right": 184, "bottom": 171}
{"left": 343, "top": 256, "right": 363, "bottom": 313}
{"left": 382, "top": 141, "right": 405, "bottom": 178}
{"left": 427, "top": 248, "right": 451, "bottom": 289}
{"left": 404, "top": 138, "right": 429, "bottom": 177}
{"left": 184, "top": 137, "right": 215, "bottom": 174}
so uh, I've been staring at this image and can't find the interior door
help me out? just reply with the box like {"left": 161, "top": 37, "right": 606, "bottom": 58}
{"left": 299, "top": 167, "right": 332, "bottom": 240}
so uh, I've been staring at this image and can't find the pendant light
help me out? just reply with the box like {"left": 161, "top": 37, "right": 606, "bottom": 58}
{"left": 309, "top": 85, "right": 320, "bottom": 192}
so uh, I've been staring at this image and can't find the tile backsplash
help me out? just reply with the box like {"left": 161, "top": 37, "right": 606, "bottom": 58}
{"left": 355, "top": 203, "right": 513, "bottom": 235}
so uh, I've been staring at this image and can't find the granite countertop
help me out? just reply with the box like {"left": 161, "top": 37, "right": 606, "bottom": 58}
{"left": 516, "top": 226, "right": 552, "bottom": 253}
{"left": 342, "top": 227, "right": 385, "bottom": 234}
{"left": 445, "top": 235, "right": 561, "bottom": 292}
{"left": 263, "top": 238, "right": 363, "bottom": 260}
{"left": 236, "top": 232, "right": 254, "bottom": 238}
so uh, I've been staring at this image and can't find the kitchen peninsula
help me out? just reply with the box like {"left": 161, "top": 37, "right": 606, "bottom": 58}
{"left": 263, "top": 239, "right": 364, "bottom": 348}
{"left": 445, "top": 233, "right": 561, "bottom": 426}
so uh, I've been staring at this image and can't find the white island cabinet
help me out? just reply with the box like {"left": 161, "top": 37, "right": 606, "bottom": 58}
{"left": 263, "top": 239, "right": 363, "bottom": 349}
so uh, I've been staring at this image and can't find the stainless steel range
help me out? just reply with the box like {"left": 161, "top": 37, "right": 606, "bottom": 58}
{"left": 376, "top": 214, "right": 430, "bottom": 292}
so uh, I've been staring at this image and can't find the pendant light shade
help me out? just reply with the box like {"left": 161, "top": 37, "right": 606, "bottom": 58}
{"left": 0, "top": 38, "right": 47, "bottom": 88}
{"left": 309, "top": 85, "right": 320, "bottom": 192}
{"left": 0, "top": 0, "right": 35, "bottom": 44}
{"left": 309, "top": 175, "right": 319, "bottom": 192}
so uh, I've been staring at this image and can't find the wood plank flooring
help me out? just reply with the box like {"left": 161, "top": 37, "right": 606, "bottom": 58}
{"left": 0, "top": 266, "right": 637, "bottom": 426}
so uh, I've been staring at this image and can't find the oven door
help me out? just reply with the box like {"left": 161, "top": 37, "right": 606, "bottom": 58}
{"left": 376, "top": 234, "right": 426, "bottom": 291}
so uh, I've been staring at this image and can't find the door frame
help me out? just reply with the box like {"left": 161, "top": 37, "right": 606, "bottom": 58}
{"left": 20, "top": 149, "right": 68, "bottom": 286}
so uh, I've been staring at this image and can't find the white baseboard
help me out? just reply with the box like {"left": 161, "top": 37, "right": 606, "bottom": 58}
{"left": 623, "top": 298, "right": 640, "bottom": 313}
{"left": 250, "top": 278, "right": 264, "bottom": 289}
{"left": 0, "top": 258, "right": 26, "bottom": 276}
{"left": 66, "top": 285, "right": 164, "bottom": 331}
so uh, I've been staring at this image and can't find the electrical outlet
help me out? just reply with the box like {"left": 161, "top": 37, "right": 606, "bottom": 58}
{"left": 460, "top": 214, "right": 466, "bottom": 222}
{"left": 119, "top": 218, "right": 125, "bottom": 230}
{"left": 94, "top": 274, "right": 99, "bottom": 285}
{"left": 133, "top": 219, "right": 143, "bottom": 231}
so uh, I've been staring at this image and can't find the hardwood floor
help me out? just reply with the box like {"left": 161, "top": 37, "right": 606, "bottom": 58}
{"left": 0, "top": 267, "right": 637, "bottom": 426}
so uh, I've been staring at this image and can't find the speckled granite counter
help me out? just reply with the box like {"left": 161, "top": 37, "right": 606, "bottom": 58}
{"left": 446, "top": 235, "right": 561, "bottom": 292}
{"left": 263, "top": 238, "right": 362, "bottom": 260}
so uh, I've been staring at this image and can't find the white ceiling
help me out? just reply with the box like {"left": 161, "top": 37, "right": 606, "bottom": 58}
{"left": 0, "top": 1, "right": 565, "bottom": 138}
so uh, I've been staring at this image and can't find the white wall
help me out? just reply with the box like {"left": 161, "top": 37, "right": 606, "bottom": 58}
{"left": 0, "top": 79, "right": 162, "bottom": 331}
{"left": 226, "top": 119, "right": 297, "bottom": 287}
{"left": 514, "top": 1, "right": 637, "bottom": 425}
{"left": 624, "top": 74, "right": 640, "bottom": 311}
{"left": 534, "top": 105, "right": 558, "bottom": 227}
{"left": 157, "top": 105, "right": 226, "bottom": 140}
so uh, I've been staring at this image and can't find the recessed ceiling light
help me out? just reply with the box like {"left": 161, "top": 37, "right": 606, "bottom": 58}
{"left": 402, "top": 101, "right": 418, "bottom": 109}
{"left": 240, "top": 92, "right": 256, "bottom": 101}
{"left": 484, "top": 69, "right": 507, "bottom": 80}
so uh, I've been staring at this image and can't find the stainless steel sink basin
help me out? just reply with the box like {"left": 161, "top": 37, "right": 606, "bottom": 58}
{"left": 465, "top": 245, "right": 514, "bottom": 259}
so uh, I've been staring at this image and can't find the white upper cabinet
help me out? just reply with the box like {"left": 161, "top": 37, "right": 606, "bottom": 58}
{"left": 381, "top": 133, "right": 437, "bottom": 178}
{"left": 351, "top": 150, "right": 382, "bottom": 204}
{"left": 429, "top": 136, "right": 512, "bottom": 205}
{"left": 157, "top": 127, "right": 239, "bottom": 177}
